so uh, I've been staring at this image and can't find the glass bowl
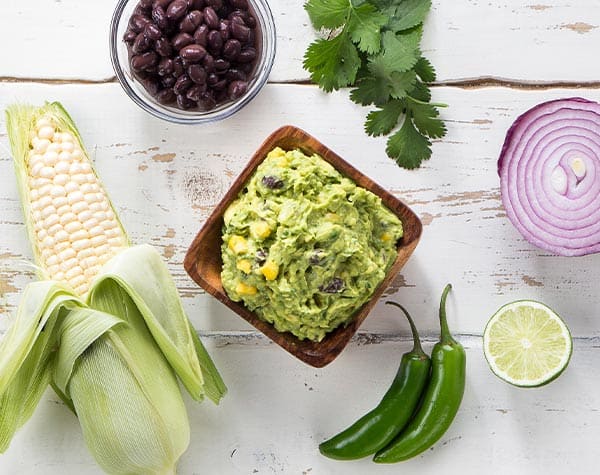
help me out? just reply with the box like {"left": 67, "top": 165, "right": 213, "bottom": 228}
{"left": 109, "top": 0, "right": 276, "bottom": 124}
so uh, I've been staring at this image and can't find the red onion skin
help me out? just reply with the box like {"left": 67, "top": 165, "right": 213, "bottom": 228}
{"left": 498, "top": 97, "right": 600, "bottom": 257}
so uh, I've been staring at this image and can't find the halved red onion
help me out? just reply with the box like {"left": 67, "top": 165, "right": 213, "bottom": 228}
{"left": 498, "top": 97, "right": 600, "bottom": 256}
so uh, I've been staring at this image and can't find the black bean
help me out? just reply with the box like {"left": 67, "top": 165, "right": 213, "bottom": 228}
{"left": 237, "top": 47, "right": 256, "bottom": 63}
{"left": 205, "top": 0, "right": 223, "bottom": 9}
{"left": 139, "top": 0, "right": 154, "bottom": 9}
{"left": 131, "top": 51, "right": 158, "bottom": 71}
{"left": 309, "top": 249, "right": 326, "bottom": 265}
{"left": 319, "top": 278, "right": 345, "bottom": 294}
{"left": 188, "top": 0, "right": 205, "bottom": 9}
{"left": 213, "top": 78, "right": 229, "bottom": 90}
{"left": 228, "top": 80, "right": 247, "bottom": 99}
{"left": 180, "top": 10, "right": 203, "bottom": 33}
{"left": 156, "top": 88, "right": 176, "bottom": 104}
{"left": 231, "top": 0, "right": 248, "bottom": 9}
{"left": 186, "top": 84, "right": 206, "bottom": 101}
{"left": 151, "top": 6, "right": 169, "bottom": 30}
{"left": 123, "top": 29, "right": 137, "bottom": 43}
{"left": 214, "top": 58, "right": 230, "bottom": 71}
{"left": 225, "top": 68, "right": 247, "bottom": 81}
{"left": 172, "top": 32, "right": 194, "bottom": 50}
{"left": 140, "top": 78, "right": 161, "bottom": 95}
{"left": 143, "top": 22, "right": 162, "bottom": 40}
{"left": 229, "top": 12, "right": 245, "bottom": 24}
{"left": 246, "top": 29, "right": 255, "bottom": 46}
{"left": 207, "top": 72, "right": 219, "bottom": 85}
{"left": 219, "top": 20, "right": 231, "bottom": 41}
{"left": 162, "top": 75, "right": 176, "bottom": 87}
{"left": 153, "top": 0, "right": 171, "bottom": 8}
{"left": 214, "top": 88, "right": 228, "bottom": 104}
{"left": 157, "top": 57, "right": 174, "bottom": 76}
{"left": 202, "top": 53, "right": 215, "bottom": 72}
{"left": 174, "top": 74, "right": 193, "bottom": 94}
{"left": 155, "top": 37, "right": 173, "bottom": 56}
{"left": 203, "top": 6, "right": 219, "bottom": 29}
{"left": 230, "top": 21, "right": 250, "bottom": 42}
{"left": 207, "top": 29, "right": 223, "bottom": 54}
{"left": 187, "top": 64, "right": 207, "bottom": 83}
{"left": 173, "top": 57, "right": 185, "bottom": 76}
{"left": 255, "top": 249, "right": 267, "bottom": 265}
{"left": 245, "top": 15, "right": 256, "bottom": 29}
{"left": 193, "top": 24, "right": 209, "bottom": 46}
{"left": 180, "top": 44, "right": 207, "bottom": 62}
{"left": 176, "top": 93, "right": 195, "bottom": 109}
{"left": 132, "top": 32, "right": 152, "bottom": 53}
{"left": 223, "top": 38, "right": 241, "bottom": 60}
{"left": 130, "top": 14, "right": 151, "bottom": 32}
{"left": 239, "top": 61, "right": 254, "bottom": 74}
{"left": 166, "top": 0, "right": 188, "bottom": 20}
{"left": 261, "top": 175, "right": 284, "bottom": 189}
{"left": 199, "top": 91, "right": 217, "bottom": 110}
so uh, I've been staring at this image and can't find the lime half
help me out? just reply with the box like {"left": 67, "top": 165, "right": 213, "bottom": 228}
{"left": 483, "top": 300, "right": 572, "bottom": 387}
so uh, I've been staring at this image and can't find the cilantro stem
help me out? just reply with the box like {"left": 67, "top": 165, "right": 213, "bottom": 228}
{"left": 407, "top": 96, "right": 448, "bottom": 108}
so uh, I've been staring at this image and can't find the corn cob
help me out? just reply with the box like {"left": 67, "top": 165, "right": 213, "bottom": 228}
{"left": 0, "top": 102, "right": 226, "bottom": 474}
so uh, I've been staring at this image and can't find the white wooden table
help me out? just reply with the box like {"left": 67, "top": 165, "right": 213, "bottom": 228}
{"left": 1, "top": 1, "right": 600, "bottom": 474}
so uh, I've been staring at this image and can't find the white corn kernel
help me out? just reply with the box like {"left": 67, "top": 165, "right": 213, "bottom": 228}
{"left": 69, "top": 162, "right": 82, "bottom": 175}
{"left": 38, "top": 196, "right": 53, "bottom": 209}
{"left": 83, "top": 218, "right": 98, "bottom": 230}
{"left": 82, "top": 255, "right": 99, "bottom": 269}
{"left": 90, "top": 202, "right": 103, "bottom": 212}
{"left": 54, "top": 230, "right": 70, "bottom": 243}
{"left": 47, "top": 143, "right": 61, "bottom": 154}
{"left": 43, "top": 151, "right": 59, "bottom": 166}
{"left": 79, "top": 162, "right": 92, "bottom": 173}
{"left": 100, "top": 220, "right": 115, "bottom": 230}
{"left": 93, "top": 211, "right": 107, "bottom": 221}
{"left": 61, "top": 142, "right": 74, "bottom": 153}
{"left": 48, "top": 264, "right": 61, "bottom": 275}
{"left": 88, "top": 225, "right": 104, "bottom": 237}
{"left": 65, "top": 181, "right": 78, "bottom": 194}
{"left": 77, "top": 248, "right": 95, "bottom": 260}
{"left": 71, "top": 229, "right": 88, "bottom": 242}
{"left": 41, "top": 248, "right": 53, "bottom": 260}
{"left": 31, "top": 202, "right": 42, "bottom": 213}
{"left": 40, "top": 205, "right": 57, "bottom": 219}
{"left": 36, "top": 118, "right": 52, "bottom": 129}
{"left": 84, "top": 193, "right": 99, "bottom": 204}
{"left": 85, "top": 265, "right": 101, "bottom": 277}
{"left": 90, "top": 234, "right": 108, "bottom": 247}
{"left": 65, "top": 266, "right": 83, "bottom": 280}
{"left": 64, "top": 221, "right": 83, "bottom": 234}
{"left": 108, "top": 237, "right": 125, "bottom": 247}
{"left": 58, "top": 151, "right": 73, "bottom": 163}
{"left": 46, "top": 255, "right": 59, "bottom": 267}
{"left": 86, "top": 173, "right": 96, "bottom": 184}
{"left": 30, "top": 189, "right": 39, "bottom": 201}
{"left": 47, "top": 223, "right": 62, "bottom": 236}
{"left": 80, "top": 183, "right": 93, "bottom": 194}
{"left": 51, "top": 185, "right": 67, "bottom": 198}
{"left": 31, "top": 162, "right": 44, "bottom": 177}
{"left": 60, "top": 132, "right": 74, "bottom": 143}
{"left": 67, "top": 191, "right": 84, "bottom": 205}
{"left": 29, "top": 153, "right": 44, "bottom": 167}
{"left": 73, "top": 173, "right": 87, "bottom": 184}
{"left": 33, "top": 138, "right": 50, "bottom": 153}
{"left": 53, "top": 175, "right": 69, "bottom": 187}
{"left": 40, "top": 167, "right": 56, "bottom": 179}
{"left": 96, "top": 244, "right": 111, "bottom": 256}
{"left": 56, "top": 204, "right": 70, "bottom": 216}
{"left": 78, "top": 210, "right": 93, "bottom": 222}
{"left": 54, "top": 271, "right": 66, "bottom": 281}
{"left": 60, "top": 257, "right": 79, "bottom": 272}
{"left": 70, "top": 275, "right": 87, "bottom": 289}
{"left": 38, "top": 184, "right": 53, "bottom": 197}
{"left": 59, "top": 212, "right": 77, "bottom": 226}
{"left": 72, "top": 238, "right": 91, "bottom": 252}
{"left": 42, "top": 235, "right": 55, "bottom": 248}
{"left": 72, "top": 201, "right": 88, "bottom": 214}
{"left": 71, "top": 149, "right": 83, "bottom": 161}
{"left": 37, "top": 229, "right": 48, "bottom": 242}
{"left": 55, "top": 241, "right": 70, "bottom": 253}
{"left": 55, "top": 161, "right": 70, "bottom": 174}
{"left": 53, "top": 197, "right": 68, "bottom": 209}
{"left": 37, "top": 126, "right": 55, "bottom": 140}
{"left": 58, "top": 248, "right": 76, "bottom": 261}
{"left": 74, "top": 283, "right": 89, "bottom": 295}
{"left": 44, "top": 215, "right": 60, "bottom": 228}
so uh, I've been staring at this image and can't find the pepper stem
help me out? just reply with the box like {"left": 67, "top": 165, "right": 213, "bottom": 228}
{"left": 386, "top": 302, "right": 425, "bottom": 355}
{"left": 439, "top": 283, "right": 456, "bottom": 344}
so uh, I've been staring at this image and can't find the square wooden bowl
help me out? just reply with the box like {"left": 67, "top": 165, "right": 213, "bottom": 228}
{"left": 184, "top": 126, "right": 422, "bottom": 367}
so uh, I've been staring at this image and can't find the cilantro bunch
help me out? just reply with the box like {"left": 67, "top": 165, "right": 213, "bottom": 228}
{"left": 303, "top": 0, "right": 446, "bottom": 169}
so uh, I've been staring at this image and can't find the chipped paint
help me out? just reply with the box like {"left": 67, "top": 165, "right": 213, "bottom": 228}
{"left": 152, "top": 152, "right": 176, "bottom": 163}
{"left": 164, "top": 227, "right": 176, "bottom": 239}
{"left": 382, "top": 274, "right": 415, "bottom": 297}
{"left": 562, "top": 22, "right": 597, "bottom": 34}
{"left": 527, "top": 4, "right": 551, "bottom": 11}
{"left": 522, "top": 275, "right": 543, "bottom": 287}
{"left": 138, "top": 162, "right": 148, "bottom": 171}
{"left": 163, "top": 243, "right": 176, "bottom": 260}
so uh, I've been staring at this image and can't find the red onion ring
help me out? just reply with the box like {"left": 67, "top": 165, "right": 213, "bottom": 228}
{"left": 498, "top": 97, "right": 600, "bottom": 256}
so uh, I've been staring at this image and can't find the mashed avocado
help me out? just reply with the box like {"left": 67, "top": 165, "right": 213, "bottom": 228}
{"left": 221, "top": 147, "right": 403, "bottom": 342}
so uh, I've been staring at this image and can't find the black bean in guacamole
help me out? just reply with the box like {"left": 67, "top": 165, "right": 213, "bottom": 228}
{"left": 221, "top": 147, "right": 403, "bottom": 342}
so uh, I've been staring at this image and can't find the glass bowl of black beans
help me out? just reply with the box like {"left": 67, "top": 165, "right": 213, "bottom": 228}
{"left": 110, "top": 0, "right": 276, "bottom": 124}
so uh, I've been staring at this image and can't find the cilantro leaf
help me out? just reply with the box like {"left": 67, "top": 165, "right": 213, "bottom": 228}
{"left": 347, "top": 3, "right": 388, "bottom": 54}
{"left": 303, "top": 33, "right": 361, "bottom": 91}
{"left": 365, "top": 100, "right": 404, "bottom": 137}
{"left": 414, "top": 56, "right": 436, "bottom": 82}
{"left": 378, "top": 29, "right": 421, "bottom": 74}
{"left": 386, "top": 118, "right": 432, "bottom": 169}
{"left": 410, "top": 80, "right": 432, "bottom": 102}
{"left": 405, "top": 100, "right": 447, "bottom": 138}
{"left": 305, "top": 0, "right": 350, "bottom": 30}
{"left": 388, "top": 0, "right": 432, "bottom": 32}
{"left": 350, "top": 76, "right": 390, "bottom": 106}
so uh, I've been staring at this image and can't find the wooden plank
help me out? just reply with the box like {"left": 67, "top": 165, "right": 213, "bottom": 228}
{"left": 2, "top": 1, "right": 600, "bottom": 83}
{"left": 1, "top": 82, "right": 600, "bottom": 338}
{"left": 0, "top": 335, "right": 597, "bottom": 474}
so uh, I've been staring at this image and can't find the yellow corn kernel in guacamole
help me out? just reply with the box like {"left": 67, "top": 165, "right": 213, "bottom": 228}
{"left": 228, "top": 235, "right": 248, "bottom": 254}
{"left": 236, "top": 282, "right": 257, "bottom": 295}
{"left": 236, "top": 259, "right": 252, "bottom": 274}
{"left": 221, "top": 148, "right": 403, "bottom": 342}
{"left": 250, "top": 221, "right": 272, "bottom": 240}
{"left": 260, "top": 260, "right": 279, "bottom": 281}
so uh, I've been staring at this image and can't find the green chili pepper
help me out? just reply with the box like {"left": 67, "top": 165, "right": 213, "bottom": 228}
{"left": 374, "top": 283, "right": 466, "bottom": 463}
{"left": 318, "top": 303, "right": 431, "bottom": 460}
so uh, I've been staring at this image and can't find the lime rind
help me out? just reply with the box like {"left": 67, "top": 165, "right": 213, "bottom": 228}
{"left": 483, "top": 300, "right": 572, "bottom": 388}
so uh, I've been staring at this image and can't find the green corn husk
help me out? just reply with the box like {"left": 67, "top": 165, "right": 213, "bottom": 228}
{"left": 0, "top": 102, "right": 226, "bottom": 474}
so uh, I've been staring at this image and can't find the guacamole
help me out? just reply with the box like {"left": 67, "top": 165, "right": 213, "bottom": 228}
{"left": 221, "top": 148, "right": 403, "bottom": 342}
